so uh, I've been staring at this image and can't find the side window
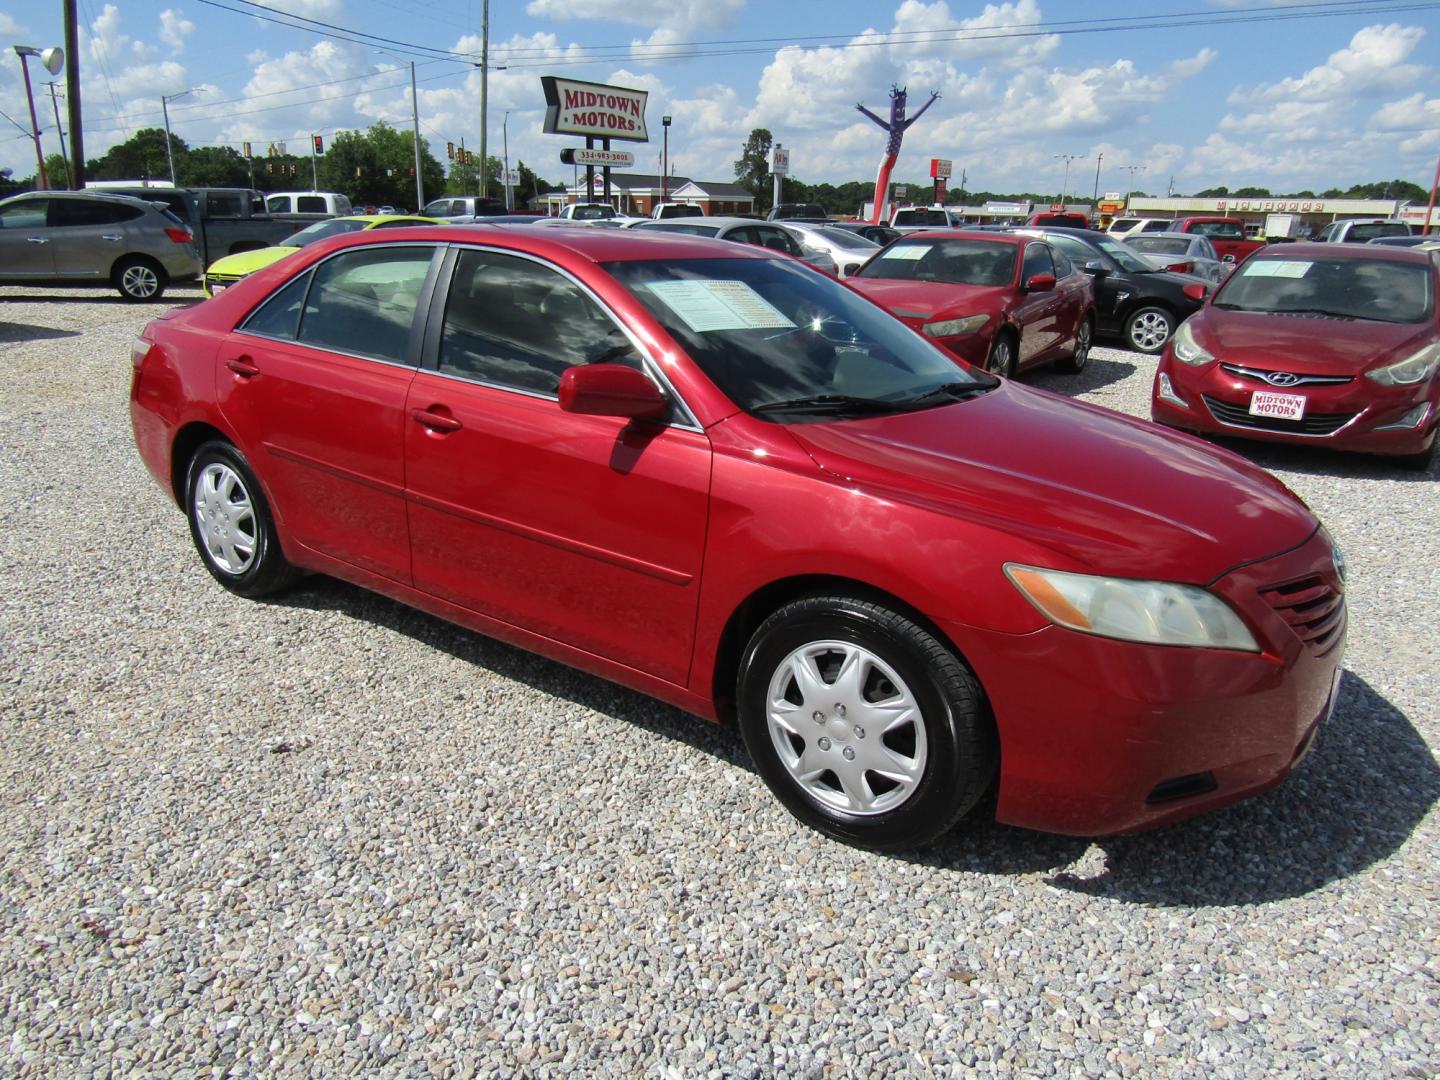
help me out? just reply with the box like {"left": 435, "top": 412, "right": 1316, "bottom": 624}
{"left": 1052, "top": 247, "right": 1073, "bottom": 277}
{"left": 439, "top": 249, "right": 641, "bottom": 395}
{"left": 1022, "top": 243, "right": 1055, "bottom": 280}
{"left": 422, "top": 200, "right": 450, "bottom": 217}
{"left": 1198, "top": 238, "right": 1218, "bottom": 261}
{"left": 726, "top": 226, "right": 759, "bottom": 246}
{"left": 297, "top": 196, "right": 327, "bottom": 214}
{"left": 296, "top": 247, "right": 435, "bottom": 364}
{"left": 266, "top": 196, "right": 289, "bottom": 213}
{"left": 50, "top": 199, "right": 122, "bottom": 227}
{"left": 335, "top": 196, "right": 352, "bottom": 214}
{"left": 1050, "top": 235, "right": 1096, "bottom": 267}
{"left": 241, "top": 271, "right": 312, "bottom": 341}
{"left": 0, "top": 200, "right": 48, "bottom": 229}
{"left": 207, "top": 193, "right": 243, "bottom": 218}
{"left": 766, "top": 228, "right": 803, "bottom": 256}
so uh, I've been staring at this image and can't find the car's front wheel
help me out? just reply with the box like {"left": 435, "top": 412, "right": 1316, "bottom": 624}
{"left": 1058, "top": 316, "right": 1093, "bottom": 373}
{"left": 737, "top": 595, "right": 996, "bottom": 851}
{"left": 1124, "top": 306, "right": 1175, "bottom": 354}
{"left": 184, "top": 441, "right": 297, "bottom": 597}
{"left": 986, "top": 330, "right": 1018, "bottom": 378}
{"left": 113, "top": 256, "right": 167, "bottom": 302}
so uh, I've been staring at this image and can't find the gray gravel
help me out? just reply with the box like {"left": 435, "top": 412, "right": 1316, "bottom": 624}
{"left": 0, "top": 285, "right": 1436, "bottom": 1078}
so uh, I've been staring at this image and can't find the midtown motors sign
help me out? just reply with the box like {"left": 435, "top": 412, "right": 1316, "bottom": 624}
{"left": 542, "top": 77, "right": 650, "bottom": 142}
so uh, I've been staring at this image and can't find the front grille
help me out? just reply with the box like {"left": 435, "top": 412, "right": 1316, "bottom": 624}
{"left": 1259, "top": 575, "right": 1345, "bottom": 656}
{"left": 1202, "top": 395, "right": 1355, "bottom": 436}
{"left": 1219, "top": 363, "right": 1352, "bottom": 388}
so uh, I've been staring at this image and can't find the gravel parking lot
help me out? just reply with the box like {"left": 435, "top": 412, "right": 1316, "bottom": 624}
{"left": 1, "top": 284, "right": 1436, "bottom": 1078}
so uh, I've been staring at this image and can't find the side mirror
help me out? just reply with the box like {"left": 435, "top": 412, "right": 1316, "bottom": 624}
{"left": 559, "top": 363, "right": 668, "bottom": 421}
{"left": 1222, "top": 254, "right": 1236, "bottom": 263}
{"left": 1182, "top": 283, "right": 1207, "bottom": 303}
{"left": 1025, "top": 273, "right": 1056, "bottom": 292}
{"left": 1083, "top": 260, "right": 1109, "bottom": 278}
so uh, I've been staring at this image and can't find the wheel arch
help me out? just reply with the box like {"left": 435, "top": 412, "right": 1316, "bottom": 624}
{"left": 709, "top": 573, "right": 984, "bottom": 726}
{"left": 169, "top": 421, "right": 233, "bottom": 505}
{"left": 109, "top": 251, "right": 164, "bottom": 283}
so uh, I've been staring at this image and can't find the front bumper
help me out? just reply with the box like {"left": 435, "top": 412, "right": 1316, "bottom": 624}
{"left": 944, "top": 528, "right": 1345, "bottom": 835}
{"left": 1151, "top": 353, "right": 1438, "bottom": 457}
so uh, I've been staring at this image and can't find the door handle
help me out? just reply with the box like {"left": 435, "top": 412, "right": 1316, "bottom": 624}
{"left": 226, "top": 357, "right": 260, "bottom": 378}
{"left": 411, "top": 408, "right": 462, "bottom": 433}
{"left": 26, "top": 237, "right": 47, "bottom": 244}
{"left": 101, "top": 234, "right": 123, "bottom": 241}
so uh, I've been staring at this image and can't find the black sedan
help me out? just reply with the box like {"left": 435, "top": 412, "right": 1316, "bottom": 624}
{"left": 1011, "top": 227, "right": 1208, "bottom": 353}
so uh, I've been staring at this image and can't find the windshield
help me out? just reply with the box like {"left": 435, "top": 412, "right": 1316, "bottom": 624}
{"left": 572, "top": 205, "right": 614, "bottom": 219}
{"left": 1093, "top": 236, "right": 1155, "bottom": 273}
{"left": 856, "top": 238, "right": 1017, "bottom": 286}
{"left": 288, "top": 219, "right": 371, "bottom": 247}
{"left": 813, "top": 226, "right": 879, "bottom": 250}
{"left": 1128, "top": 237, "right": 1190, "bottom": 256}
{"left": 603, "top": 257, "right": 993, "bottom": 419}
{"left": 1213, "top": 255, "right": 1433, "bottom": 323}
{"left": 893, "top": 209, "right": 951, "bottom": 227}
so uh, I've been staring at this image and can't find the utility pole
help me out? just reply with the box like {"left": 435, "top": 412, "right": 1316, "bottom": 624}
{"left": 958, "top": 166, "right": 967, "bottom": 205}
{"left": 479, "top": 0, "right": 489, "bottom": 199}
{"left": 161, "top": 89, "right": 194, "bottom": 185}
{"left": 1091, "top": 152, "right": 1103, "bottom": 203}
{"left": 64, "top": 0, "right": 83, "bottom": 188}
{"left": 409, "top": 60, "right": 424, "bottom": 209}
{"left": 46, "top": 82, "right": 68, "bottom": 185}
{"left": 310, "top": 134, "right": 318, "bottom": 190}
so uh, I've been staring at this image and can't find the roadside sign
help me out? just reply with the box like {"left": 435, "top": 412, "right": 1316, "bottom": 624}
{"left": 930, "top": 158, "right": 952, "bottom": 179}
{"left": 502, "top": 170, "right": 519, "bottom": 186}
{"left": 565, "top": 147, "right": 635, "bottom": 168}
{"left": 772, "top": 146, "right": 789, "bottom": 177}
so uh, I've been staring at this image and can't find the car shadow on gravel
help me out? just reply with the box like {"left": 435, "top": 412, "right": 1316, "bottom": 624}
{"left": 1212, "top": 437, "right": 1437, "bottom": 482}
{"left": 1022, "top": 354, "right": 1134, "bottom": 396}
{"left": 0, "top": 321, "right": 82, "bottom": 342}
{"left": 954, "top": 671, "right": 1436, "bottom": 906}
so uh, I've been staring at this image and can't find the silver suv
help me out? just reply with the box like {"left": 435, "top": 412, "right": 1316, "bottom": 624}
{"left": 0, "top": 191, "right": 202, "bottom": 300}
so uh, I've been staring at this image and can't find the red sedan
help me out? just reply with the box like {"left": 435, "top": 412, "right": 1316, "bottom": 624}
{"left": 847, "top": 231, "right": 1096, "bottom": 378}
{"left": 132, "top": 226, "right": 1344, "bottom": 849}
{"left": 1152, "top": 244, "right": 1438, "bottom": 469}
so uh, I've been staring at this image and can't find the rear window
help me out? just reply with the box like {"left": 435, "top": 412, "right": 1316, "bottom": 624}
{"left": 892, "top": 209, "right": 951, "bottom": 227}
{"left": 1128, "top": 237, "right": 1190, "bottom": 256}
{"left": 1188, "top": 220, "right": 1243, "bottom": 240}
{"left": 296, "top": 196, "right": 329, "bottom": 214}
{"left": 1345, "top": 222, "right": 1410, "bottom": 243}
{"left": 638, "top": 222, "right": 720, "bottom": 237}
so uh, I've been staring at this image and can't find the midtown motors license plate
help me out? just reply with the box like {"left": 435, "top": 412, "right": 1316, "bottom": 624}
{"left": 1250, "top": 390, "right": 1307, "bottom": 421}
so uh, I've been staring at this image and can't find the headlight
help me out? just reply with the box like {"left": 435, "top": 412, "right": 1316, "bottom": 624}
{"left": 1004, "top": 564, "right": 1259, "bottom": 651}
{"left": 1171, "top": 320, "right": 1213, "bottom": 365}
{"left": 924, "top": 314, "right": 990, "bottom": 337}
{"left": 1365, "top": 343, "right": 1440, "bottom": 386}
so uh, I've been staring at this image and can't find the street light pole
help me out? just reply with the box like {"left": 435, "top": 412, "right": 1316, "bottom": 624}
{"left": 46, "top": 82, "right": 68, "bottom": 185}
{"left": 661, "top": 115, "right": 671, "bottom": 204}
{"left": 479, "top": 0, "right": 489, "bottom": 199}
{"left": 13, "top": 46, "right": 63, "bottom": 189}
{"left": 1092, "top": 152, "right": 1103, "bottom": 203}
{"left": 502, "top": 109, "right": 510, "bottom": 211}
{"left": 1053, "top": 153, "right": 1083, "bottom": 205}
{"left": 161, "top": 89, "right": 194, "bottom": 185}
{"left": 409, "top": 60, "right": 424, "bottom": 210}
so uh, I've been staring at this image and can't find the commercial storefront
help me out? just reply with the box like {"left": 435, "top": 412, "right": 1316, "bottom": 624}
{"left": 548, "top": 173, "right": 757, "bottom": 217}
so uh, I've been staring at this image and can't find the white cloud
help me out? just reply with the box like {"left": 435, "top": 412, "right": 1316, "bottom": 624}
{"left": 0, "top": 14, "right": 25, "bottom": 37}
{"left": 1230, "top": 23, "right": 1426, "bottom": 104}
{"left": 159, "top": 10, "right": 196, "bottom": 53}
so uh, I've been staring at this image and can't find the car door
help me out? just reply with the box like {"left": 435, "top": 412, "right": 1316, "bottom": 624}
{"left": 1016, "top": 241, "right": 1063, "bottom": 361}
{"left": 1049, "top": 234, "right": 1128, "bottom": 334}
{"left": 402, "top": 246, "right": 712, "bottom": 684}
{"left": 1049, "top": 246, "right": 1090, "bottom": 347}
{"left": 0, "top": 197, "right": 56, "bottom": 278}
{"left": 215, "top": 243, "right": 440, "bottom": 582}
{"left": 49, "top": 197, "right": 142, "bottom": 279}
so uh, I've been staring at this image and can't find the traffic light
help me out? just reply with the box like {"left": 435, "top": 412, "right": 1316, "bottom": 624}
{"left": 242, "top": 142, "right": 251, "bottom": 158}
{"left": 355, "top": 166, "right": 362, "bottom": 178}
{"left": 265, "top": 162, "right": 273, "bottom": 174}
{"left": 312, "top": 134, "right": 323, "bottom": 154}
{"left": 447, "top": 141, "right": 454, "bottom": 161}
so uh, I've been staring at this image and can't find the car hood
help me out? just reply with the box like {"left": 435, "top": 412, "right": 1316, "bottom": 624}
{"left": 786, "top": 381, "right": 1316, "bottom": 583}
{"left": 206, "top": 246, "right": 298, "bottom": 278}
{"left": 848, "top": 279, "right": 1010, "bottom": 328}
{"left": 1195, "top": 308, "right": 1431, "bottom": 374}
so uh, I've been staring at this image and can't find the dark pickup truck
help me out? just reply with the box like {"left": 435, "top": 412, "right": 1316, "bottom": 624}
{"left": 86, "top": 186, "right": 311, "bottom": 266}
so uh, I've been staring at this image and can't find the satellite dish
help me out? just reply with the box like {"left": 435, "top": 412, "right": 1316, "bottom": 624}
{"left": 40, "top": 48, "right": 64, "bottom": 76}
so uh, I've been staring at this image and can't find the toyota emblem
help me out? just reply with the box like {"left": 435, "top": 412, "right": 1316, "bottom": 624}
{"left": 1264, "top": 371, "right": 1301, "bottom": 386}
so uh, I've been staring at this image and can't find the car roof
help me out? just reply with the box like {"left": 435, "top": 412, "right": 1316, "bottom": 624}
{"left": 1247, "top": 241, "right": 1432, "bottom": 264}
{"left": 1124, "top": 232, "right": 1202, "bottom": 242}
{"left": 889, "top": 228, "right": 1026, "bottom": 246}
{"left": 309, "top": 222, "right": 784, "bottom": 264}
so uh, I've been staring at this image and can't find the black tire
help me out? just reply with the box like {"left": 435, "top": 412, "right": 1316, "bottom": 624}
{"left": 184, "top": 441, "right": 298, "bottom": 597}
{"left": 1057, "top": 315, "right": 1093, "bottom": 373}
{"left": 986, "top": 330, "right": 1018, "bottom": 378}
{"left": 1124, "top": 305, "right": 1174, "bottom": 354}
{"left": 113, "top": 256, "right": 167, "bottom": 302}
{"left": 737, "top": 595, "right": 996, "bottom": 851}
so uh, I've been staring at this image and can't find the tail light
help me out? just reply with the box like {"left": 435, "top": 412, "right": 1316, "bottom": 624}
{"left": 1165, "top": 260, "right": 1194, "bottom": 274}
{"left": 131, "top": 335, "right": 152, "bottom": 370}
{"left": 164, "top": 227, "right": 193, "bottom": 244}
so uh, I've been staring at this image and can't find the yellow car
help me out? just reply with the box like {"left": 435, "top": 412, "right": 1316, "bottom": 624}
{"left": 202, "top": 214, "right": 440, "bottom": 296}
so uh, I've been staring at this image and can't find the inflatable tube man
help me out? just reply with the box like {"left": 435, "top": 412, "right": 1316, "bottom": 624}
{"left": 856, "top": 86, "right": 941, "bottom": 224}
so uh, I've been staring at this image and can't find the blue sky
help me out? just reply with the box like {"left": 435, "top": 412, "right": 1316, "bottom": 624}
{"left": 1, "top": 1, "right": 1437, "bottom": 196}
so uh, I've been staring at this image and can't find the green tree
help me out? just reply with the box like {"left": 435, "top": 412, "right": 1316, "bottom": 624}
{"left": 42, "top": 153, "right": 69, "bottom": 189}
{"left": 180, "top": 145, "right": 250, "bottom": 188}
{"left": 1232, "top": 186, "right": 1271, "bottom": 197}
{"left": 87, "top": 127, "right": 186, "bottom": 183}
{"left": 316, "top": 122, "right": 445, "bottom": 210}
{"left": 734, "top": 128, "right": 773, "bottom": 210}
{"left": 1194, "top": 186, "right": 1229, "bottom": 198}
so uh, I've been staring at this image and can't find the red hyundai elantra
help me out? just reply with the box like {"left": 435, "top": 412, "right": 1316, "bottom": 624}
{"left": 131, "top": 226, "right": 1345, "bottom": 849}
{"left": 1152, "top": 243, "right": 1438, "bottom": 469}
{"left": 847, "top": 230, "right": 1096, "bottom": 378}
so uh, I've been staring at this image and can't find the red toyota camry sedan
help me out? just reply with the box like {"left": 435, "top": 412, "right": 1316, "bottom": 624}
{"left": 847, "top": 230, "right": 1096, "bottom": 378}
{"left": 131, "top": 226, "right": 1345, "bottom": 850}
{"left": 1152, "top": 243, "right": 1438, "bottom": 469}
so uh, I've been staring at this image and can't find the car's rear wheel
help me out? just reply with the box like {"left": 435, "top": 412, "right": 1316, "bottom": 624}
{"left": 113, "top": 256, "right": 167, "bottom": 302}
{"left": 737, "top": 595, "right": 995, "bottom": 851}
{"left": 1124, "top": 306, "right": 1174, "bottom": 354}
{"left": 986, "top": 330, "right": 1018, "bottom": 378}
{"left": 184, "top": 441, "right": 297, "bottom": 597}
{"left": 1058, "top": 316, "right": 1093, "bottom": 373}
